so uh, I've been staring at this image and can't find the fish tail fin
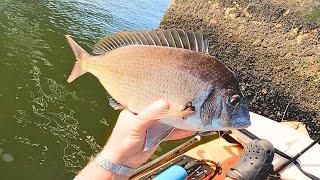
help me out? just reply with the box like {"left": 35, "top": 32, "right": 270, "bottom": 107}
{"left": 65, "top": 35, "right": 89, "bottom": 83}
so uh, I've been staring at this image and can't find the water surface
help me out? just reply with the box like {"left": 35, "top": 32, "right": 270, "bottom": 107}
{"left": 0, "top": 0, "right": 172, "bottom": 179}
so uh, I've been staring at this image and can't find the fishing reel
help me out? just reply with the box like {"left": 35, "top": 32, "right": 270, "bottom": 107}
{"left": 140, "top": 155, "right": 222, "bottom": 180}
{"left": 183, "top": 159, "right": 222, "bottom": 180}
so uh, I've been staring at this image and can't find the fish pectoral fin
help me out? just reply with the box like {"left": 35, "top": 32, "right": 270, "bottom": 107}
{"left": 152, "top": 108, "right": 194, "bottom": 120}
{"left": 155, "top": 102, "right": 195, "bottom": 120}
{"left": 108, "top": 97, "right": 124, "bottom": 110}
{"left": 181, "top": 107, "right": 195, "bottom": 119}
{"left": 144, "top": 122, "right": 175, "bottom": 151}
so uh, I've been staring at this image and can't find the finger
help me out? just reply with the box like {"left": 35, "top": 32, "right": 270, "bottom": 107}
{"left": 135, "top": 100, "right": 169, "bottom": 131}
{"left": 116, "top": 109, "right": 136, "bottom": 124}
{"left": 119, "top": 109, "right": 134, "bottom": 117}
{"left": 164, "top": 129, "right": 196, "bottom": 141}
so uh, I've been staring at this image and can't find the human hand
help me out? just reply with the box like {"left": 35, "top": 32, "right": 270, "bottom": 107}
{"left": 100, "top": 100, "right": 195, "bottom": 169}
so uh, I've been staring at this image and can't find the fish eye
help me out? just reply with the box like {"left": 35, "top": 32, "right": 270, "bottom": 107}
{"left": 229, "top": 94, "right": 241, "bottom": 107}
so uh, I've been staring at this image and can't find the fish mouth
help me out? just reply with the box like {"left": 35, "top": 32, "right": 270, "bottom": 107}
{"left": 221, "top": 120, "right": 251, "bottom": 131}
{"left": 227, "top": 113, "right": 251, "bottom": 129}
{"left": 214, "top": 120, "right": 251, "bottom": 131}
{"left": 197, "top": 116, "right": 251, "bottom": 132}
{"left": 230, "top": 118, "right": 251, "bottom": 129}
{"left": 215, "top": 115, "right": 251, "bottom": 131}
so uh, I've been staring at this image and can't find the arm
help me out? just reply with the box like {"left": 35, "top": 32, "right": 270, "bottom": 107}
{"left": 76, "top": 100, "right": 194, "bottom": 180}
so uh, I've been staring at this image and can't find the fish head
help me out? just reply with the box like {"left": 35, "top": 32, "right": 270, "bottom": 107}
{"left": 199, "top": 82, "right": 250, "bottom": 131}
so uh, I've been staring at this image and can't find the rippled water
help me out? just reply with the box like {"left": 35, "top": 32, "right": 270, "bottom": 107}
{"left": 0, "top": 0, "right": 171, "bottom": 179}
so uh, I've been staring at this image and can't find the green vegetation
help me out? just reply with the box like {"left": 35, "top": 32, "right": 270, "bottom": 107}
{"left": 306, "top": 5, "right": 320, "bottom": 23}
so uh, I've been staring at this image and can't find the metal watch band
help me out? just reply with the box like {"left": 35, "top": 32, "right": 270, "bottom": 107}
{"left": 94, "top": 154, "right": 135, "bottom": 177}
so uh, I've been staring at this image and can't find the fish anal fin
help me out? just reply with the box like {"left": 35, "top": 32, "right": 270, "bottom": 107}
{"left": 92, "top": 29, "right": 209, "bottom": 55}
{"left": 144, "top": 122, "right": 174, "bottom": 151}
{"left": 108, "top": 97, "right": 124, "bottom": 110}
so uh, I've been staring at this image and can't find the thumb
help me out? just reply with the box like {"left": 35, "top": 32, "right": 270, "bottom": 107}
{"left": 135, "top": 100, "right": 169, "bottom": 131}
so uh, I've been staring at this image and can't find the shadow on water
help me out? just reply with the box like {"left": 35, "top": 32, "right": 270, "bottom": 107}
{"left": 0, "top": 0, "right": 171, "bottom": 179}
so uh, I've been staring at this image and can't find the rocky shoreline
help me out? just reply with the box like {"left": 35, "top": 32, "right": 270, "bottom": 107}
{"left": 160, "top": 0, "right": 320, "bottom": 139}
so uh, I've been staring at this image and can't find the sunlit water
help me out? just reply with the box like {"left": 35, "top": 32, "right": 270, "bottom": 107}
{"left": 0, "top": 0, "right": 173, "bottom": 179}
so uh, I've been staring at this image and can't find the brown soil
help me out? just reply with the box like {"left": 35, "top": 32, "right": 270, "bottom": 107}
{"left": 160, "top": 0, "right": 320, "bottom": 139}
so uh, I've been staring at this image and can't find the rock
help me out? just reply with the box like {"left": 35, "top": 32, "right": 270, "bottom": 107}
{"left": 160, "top": 0, "right": 320, "bottom": 139}
{"left": 261, "top": 89, "right": 268, "bottom": 95}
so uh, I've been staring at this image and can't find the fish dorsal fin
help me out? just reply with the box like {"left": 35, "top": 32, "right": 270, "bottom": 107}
{"left": 93, "top": 29, "right": 209, "bottom": 55}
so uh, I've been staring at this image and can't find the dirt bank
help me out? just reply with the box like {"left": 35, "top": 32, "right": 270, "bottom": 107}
{"left": 160, "top": 0, "right": 320, "bottom": 139}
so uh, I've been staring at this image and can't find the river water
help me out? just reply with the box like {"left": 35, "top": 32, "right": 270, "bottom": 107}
{"left": 0, "top": 0, "right": 172, "bottom": 179}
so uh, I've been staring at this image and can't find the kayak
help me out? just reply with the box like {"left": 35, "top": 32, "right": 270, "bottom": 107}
{"left": 131, "top": 112, "right": 320, "bottom": 179}
{"left": 236, "top": 112, "right": 320, "bottom": 179}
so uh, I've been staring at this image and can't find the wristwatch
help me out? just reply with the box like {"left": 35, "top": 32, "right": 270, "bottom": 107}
{"left": 94, "top": 153, "right": 136, "bottom": 177}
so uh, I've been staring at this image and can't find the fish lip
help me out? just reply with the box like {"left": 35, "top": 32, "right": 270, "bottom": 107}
{"left": 198, "top": 118, "right": 251, "bottom": 132}
{"left": 200, "top": 122, "right": 251, "bottom": 132}
{"left": 219, "top": 122, "right": 250, "bottom": 131}
{"left": 228, "top": 117, "right": 251, "bottom": 129}
{"left": 223, "top": 120, "right": 251, "bottom": 131}
{"left": 236, "top": 120, "right": 251, "bottom": 129}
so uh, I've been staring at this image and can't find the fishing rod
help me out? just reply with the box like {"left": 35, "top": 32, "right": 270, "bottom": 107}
{"left": 131, "top": 131, "right": 220, "bottom": 179}
{"left": 131, "top": 134, "right": 203, "bottom": 179}
{"left": 274, "top": 136, "right": 320, "bottom": 174}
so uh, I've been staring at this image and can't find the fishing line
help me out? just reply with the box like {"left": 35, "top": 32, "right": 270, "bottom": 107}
{"left": 219, "top": 131, "right": 229, "bottom": 138}
{"left": 274, "top": 136, "right": 320, "bottom": 175}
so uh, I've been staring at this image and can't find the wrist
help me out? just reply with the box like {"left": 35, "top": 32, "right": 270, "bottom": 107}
{"left": 77, "top": 160, "right": 128, "bottom": 180}
{"left": 100, "top": 148, "right": 128, "bottom": 167}
{"left": 100, "top": 148, "right": 144, "bottom": 169}
{"left": 93, "top": 153, "right": 136, "bottom": 177}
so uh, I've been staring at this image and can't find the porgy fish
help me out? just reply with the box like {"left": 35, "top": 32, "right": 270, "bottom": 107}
{"left": 65, "top": 29, "right": 250, "bottom": 150}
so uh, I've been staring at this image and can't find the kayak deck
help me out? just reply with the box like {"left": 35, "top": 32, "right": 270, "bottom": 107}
{"left": 131, "top": 134, "right": 243, "bottom": 179}
{"left": 183, "top": 136, "right": 242, "bottom": 180}
{"left": 131, "top": 112, "right": 320, "bottom": 179}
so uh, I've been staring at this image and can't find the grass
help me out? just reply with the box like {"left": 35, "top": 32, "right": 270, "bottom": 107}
{"left": 306, "top": 5, "right": 320, "bottom": 23}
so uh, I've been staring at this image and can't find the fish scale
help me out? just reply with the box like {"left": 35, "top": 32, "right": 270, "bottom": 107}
{"left": 87, "top": 46, "right": 208, "bottom": 113}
